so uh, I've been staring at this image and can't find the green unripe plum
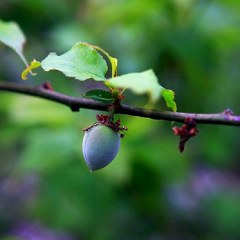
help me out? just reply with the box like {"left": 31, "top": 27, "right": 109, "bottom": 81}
{"left": 82, "top": 124, "right": 120, "bottom": 171}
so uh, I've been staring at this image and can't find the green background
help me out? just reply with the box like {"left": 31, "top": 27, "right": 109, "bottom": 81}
{"left": 0, "top": 0, "right": 240, "bottom": 239}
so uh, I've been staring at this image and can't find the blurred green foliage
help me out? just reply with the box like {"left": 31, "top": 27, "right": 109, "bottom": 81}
{"left": 0, "top": 0, "right": 240, "bottom": 239}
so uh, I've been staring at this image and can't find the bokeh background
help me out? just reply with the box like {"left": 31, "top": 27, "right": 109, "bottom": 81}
{"left": 0, "top": 0, "right": 240, "bottom": 239}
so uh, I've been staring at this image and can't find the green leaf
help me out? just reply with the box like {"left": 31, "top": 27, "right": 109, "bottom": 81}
{"left": 162, "top": 89, "right": 177, "bottom": 112}
{"left": 105, "top": 69, "right": 163, "bottom": 103}
{"left": 41, "top": 42, "right": 108, "bottom": 81}
{"left": 0, "top": 19, "right": 28, "bottom": 67}
{"left": 84, "top": 89, "right": 114, "bottom": 103}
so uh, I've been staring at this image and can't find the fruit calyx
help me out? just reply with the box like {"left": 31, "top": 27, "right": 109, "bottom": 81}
{"left": 83, "top": 114, "right": 128, "bottom": 138}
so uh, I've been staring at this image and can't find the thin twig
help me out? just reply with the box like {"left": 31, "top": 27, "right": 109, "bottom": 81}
{"left": 0, "top": 81, "right": 240, "bottom": 126}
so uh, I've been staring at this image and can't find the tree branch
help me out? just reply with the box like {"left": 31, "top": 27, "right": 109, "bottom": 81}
{"left": 0, "top": 81, "right": 240, "bottom": 126}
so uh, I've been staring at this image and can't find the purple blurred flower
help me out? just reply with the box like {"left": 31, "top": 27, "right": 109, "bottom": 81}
{"left": 166, "top": 166, "right": 240, "bottom": 217}
{"left": 11, "top": 222, "right": 75, "bottom": 240}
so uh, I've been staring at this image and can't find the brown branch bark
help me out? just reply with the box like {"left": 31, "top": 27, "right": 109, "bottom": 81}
{"left": 0, "top": 81, "right": 240, "bottom": 126}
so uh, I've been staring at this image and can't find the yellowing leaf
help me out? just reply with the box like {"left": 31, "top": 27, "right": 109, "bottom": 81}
{"left": 21, "top": 59, "right": 41, "bottom": 80}
{"left": 105, "top": 69, "right": 163, "bottom": 103}
{"left": 93, "top": 45, "right": 118, "bottom": 77}
{"left": 41, "top": 42, "right": 108, "bottom": 81}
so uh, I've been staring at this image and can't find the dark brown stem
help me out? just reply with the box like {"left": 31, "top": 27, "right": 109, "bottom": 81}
{"left": 0, "top": 81, "right": 240, "bottom": 126}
